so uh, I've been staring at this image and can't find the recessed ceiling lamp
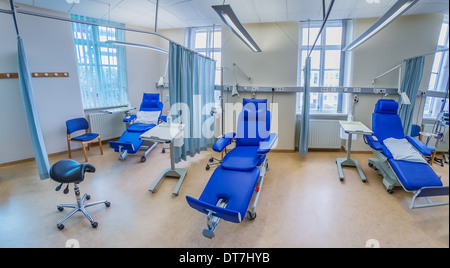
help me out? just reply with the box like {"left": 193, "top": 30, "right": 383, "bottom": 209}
{"left": 212, "top": 4, "right": 262, "bottom": 52}
{"left": 343, "top": 0, "right": 418, "bottom": 51}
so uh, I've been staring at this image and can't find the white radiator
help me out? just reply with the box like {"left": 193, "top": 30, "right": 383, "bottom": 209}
{"left": 88, "top": 113, "right": 126, "bottom": 141}
{"left": 308, "top": 120, "right": 342, "bottom": 149}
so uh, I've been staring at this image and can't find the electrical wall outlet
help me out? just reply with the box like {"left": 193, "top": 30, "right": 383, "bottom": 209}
{"left": 373, "top": 88, "right": 387, "bottom": 94}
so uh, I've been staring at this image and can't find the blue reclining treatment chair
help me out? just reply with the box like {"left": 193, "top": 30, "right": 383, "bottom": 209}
{"left": 365, "top": 99, "right": 448, "bottom": 209}
{"left": 109, "top": 93, "right": 165, "bottom": 162}
{"left": 186, "top": 98, "right": 278, "bottom": 238}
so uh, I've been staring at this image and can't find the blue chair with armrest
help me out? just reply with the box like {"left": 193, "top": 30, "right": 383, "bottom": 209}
{"left": 365, "top": 99, "right": 448, "bottom": 209}
{"left": 109, "top": 93, "right": 165, "bottom": 162}
{"left": 186, "top": 98, "right": 278, "bottom": 238}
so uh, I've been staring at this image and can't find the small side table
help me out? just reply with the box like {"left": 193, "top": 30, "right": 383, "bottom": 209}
{"left": 140, "top": 123, "right": 186, "bottom": 196}
{"left": 337, "top": 121, "right": 373, "bottom": 182}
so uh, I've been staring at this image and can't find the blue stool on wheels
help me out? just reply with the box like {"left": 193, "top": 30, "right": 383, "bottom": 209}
{"left": 50, "top": 159, "right": 110, "bottom": 230}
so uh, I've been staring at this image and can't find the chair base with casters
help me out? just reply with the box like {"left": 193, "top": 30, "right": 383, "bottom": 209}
{"left": 365, "top": 99, "right": 449, "bottom": 209}
{"left": 50, "top": 159, "right": 110, "bottom": 230}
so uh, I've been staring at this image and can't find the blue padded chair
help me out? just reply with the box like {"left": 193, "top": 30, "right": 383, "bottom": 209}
{"left": 109, "top": 93, "right": 165, "bottom": 162}
{"left": 365, "top": 99, "right": 448, "bottom": 209}
{"left": 186, "top": 98, "right": 278, "bottom": 238}
{"left": 66, "top": 117, "right": 103, "bottom": 163}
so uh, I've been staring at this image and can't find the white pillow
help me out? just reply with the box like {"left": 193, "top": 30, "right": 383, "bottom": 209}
{"left": 134, "top": 111, "right": 160, "bottom": 125}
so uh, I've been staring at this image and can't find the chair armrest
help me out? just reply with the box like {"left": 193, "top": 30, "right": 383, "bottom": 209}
{"left": 364, "top": 135, "right": 383, "bottom": 151}
{"left": 124, "top": 114, "right": 137, "bottom": 123}
{"left": 257, "top": 133, "right": 278, "bottom": 154}
{"left": 406, "top": 136, "right": 432, "bottom": 156}
{"left": 381, "top": 144, "right": 393, "bottom": 159}
{"left": 159, "top": 116, "right": 167, "bottom": 123}
{"left": 212, "top": 132, "right": 236, "bottom": 152}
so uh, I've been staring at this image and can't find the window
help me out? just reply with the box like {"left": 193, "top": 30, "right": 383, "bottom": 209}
{"left": 71, "top": 15, "right": 129, "bottom": 109}
{"left": 298, "top": 21, "right": 346, "bottom": 114}
{"left": 188, "top": 26, "right": 222, "bottom": 86}
{"left": 423, "top": 18, "right": 449, "bottom": 119}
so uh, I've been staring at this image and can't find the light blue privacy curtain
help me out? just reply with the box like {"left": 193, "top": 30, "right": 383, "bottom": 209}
{"left": 11, "top": 1, "right": 50, "bottom": 180}
{"left": 169, "top": 42, "right": 216, "bottom": 163}
{"left": 399, "top": 56, "right": 425, "bottom": 136}
{"left": 299, "top": 57, "right": 311, "bottom": 155}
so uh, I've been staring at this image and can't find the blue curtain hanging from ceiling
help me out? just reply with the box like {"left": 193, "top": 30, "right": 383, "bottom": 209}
{"left": 299, "top": 56, "right": 311, "bottom": 156}
{"left": 399, "top": 56, "right": 425, "bottom": 136}
{"left": 9, "top": 0, "right": 49, "bottom": 180}
{"left": 17, "top": 36, "right": 50, "bottom": 180}
{"left": 168, "top": 42, "right": 216, "bottom": 163}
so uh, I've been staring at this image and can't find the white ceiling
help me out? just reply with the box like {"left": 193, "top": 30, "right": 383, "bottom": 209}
{"left": 11, "top": 0, "right": 450, "bottom": 29}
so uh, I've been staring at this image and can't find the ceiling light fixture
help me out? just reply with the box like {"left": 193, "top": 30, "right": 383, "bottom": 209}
{"left": 212, "top": 4, "right": 261, "bottom": 52}
{"left": 343, "top": 0, "right": 418, "bottom": 51}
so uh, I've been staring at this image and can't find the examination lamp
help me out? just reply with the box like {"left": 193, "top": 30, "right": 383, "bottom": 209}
{"left": 212, "top": 4, "right": 262, "bottom": 52}
{"left": 343, "top": 0, "right": 418, "bottom": 51}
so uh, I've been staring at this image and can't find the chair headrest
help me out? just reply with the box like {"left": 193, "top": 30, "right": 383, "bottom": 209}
{"left": 242, "top": 98, "right": 268, "bottom": 121}
{"left": 374, "top": 99, "right": 398, "bottom": 114}
{"left": 141, "top": 93, "right": 160, "bottom": 109}
{"left": 243, "top": 98, "right": 267, "bottom": 107}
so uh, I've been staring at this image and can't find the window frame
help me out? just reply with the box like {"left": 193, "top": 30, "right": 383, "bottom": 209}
{"left": 423, "top": 17, "right": 449, "bottom": 119}
{"left": 71, "top": 16, "right": 129, "bottom": 110}
{"left": 187, "top": 26, "right": 222, "bottom": 86}
{"left": 297, "top": 20, "right": 347, "bottom": 115}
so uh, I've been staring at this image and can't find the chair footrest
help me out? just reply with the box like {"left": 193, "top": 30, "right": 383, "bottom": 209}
{"left": 109, "top": 141, "right": 139, "bottom": 154}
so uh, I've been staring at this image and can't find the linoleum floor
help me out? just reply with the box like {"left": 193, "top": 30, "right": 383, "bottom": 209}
{"left": 0, "top": 144, "right": 448, "bottom": 248}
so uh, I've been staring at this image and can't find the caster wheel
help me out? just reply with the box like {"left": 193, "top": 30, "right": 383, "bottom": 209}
{"left": 206, "top": 165, "right": 210, "bottom": 170}
{"left": 162, "top": 148, "right": 166, "bottom": 153}
{"left": 57, "top": 206, "right": 64, "bottom": 212}
{"left": 247, "top": 211, "right": 257, "bottom": 220}
{"left": 209, "top": 157, "right": 214, "bottom": 163}
{"left": 141, "top": 156, "right": 147, "bottom": 162}
{"left": 57, "top": 224, "right": 64, "bottom": 230}
{"left": 387, "top": 189, "right": 394, "bottom": 194}
{"left": 86, "top": 195, "right": 91, "bottom": 200}
{"left": 368, "top": 163, "right": 373, "bottom": 167}
{"left": 105, "top": 201, "right": 111, "bottom": 207}
{"left": 91, "top": 222, "right": 98, "bottom": 228}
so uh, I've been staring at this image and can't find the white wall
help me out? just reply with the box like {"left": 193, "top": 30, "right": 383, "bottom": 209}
{"left": 218, "top": 14, "right": 444, "bottom": 153}
{"left": 221, "top": 22, "right": 299, "bottom": 151}
{"left": 0, "top": 3, "right": 84, "bottom": 164}
{"left": 349, "top": 13, "right": 444, "bottom": 151}
{"left": 124, "top": 29, "right": 168, "bottom": 113}
{"left": 125, "top": 27, "right": 185, "bottom": 117}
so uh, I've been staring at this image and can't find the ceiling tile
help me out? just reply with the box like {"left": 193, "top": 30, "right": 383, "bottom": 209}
{"left": 8, "top": 0, "right": 450, "bottom": 29}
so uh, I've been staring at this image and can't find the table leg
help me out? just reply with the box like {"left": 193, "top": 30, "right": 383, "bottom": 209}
{"left": 336, "top": 133, "right": 367, "bottom": 182}
{"left": 149, "top": 140, "right": 187, "bottom": 196}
